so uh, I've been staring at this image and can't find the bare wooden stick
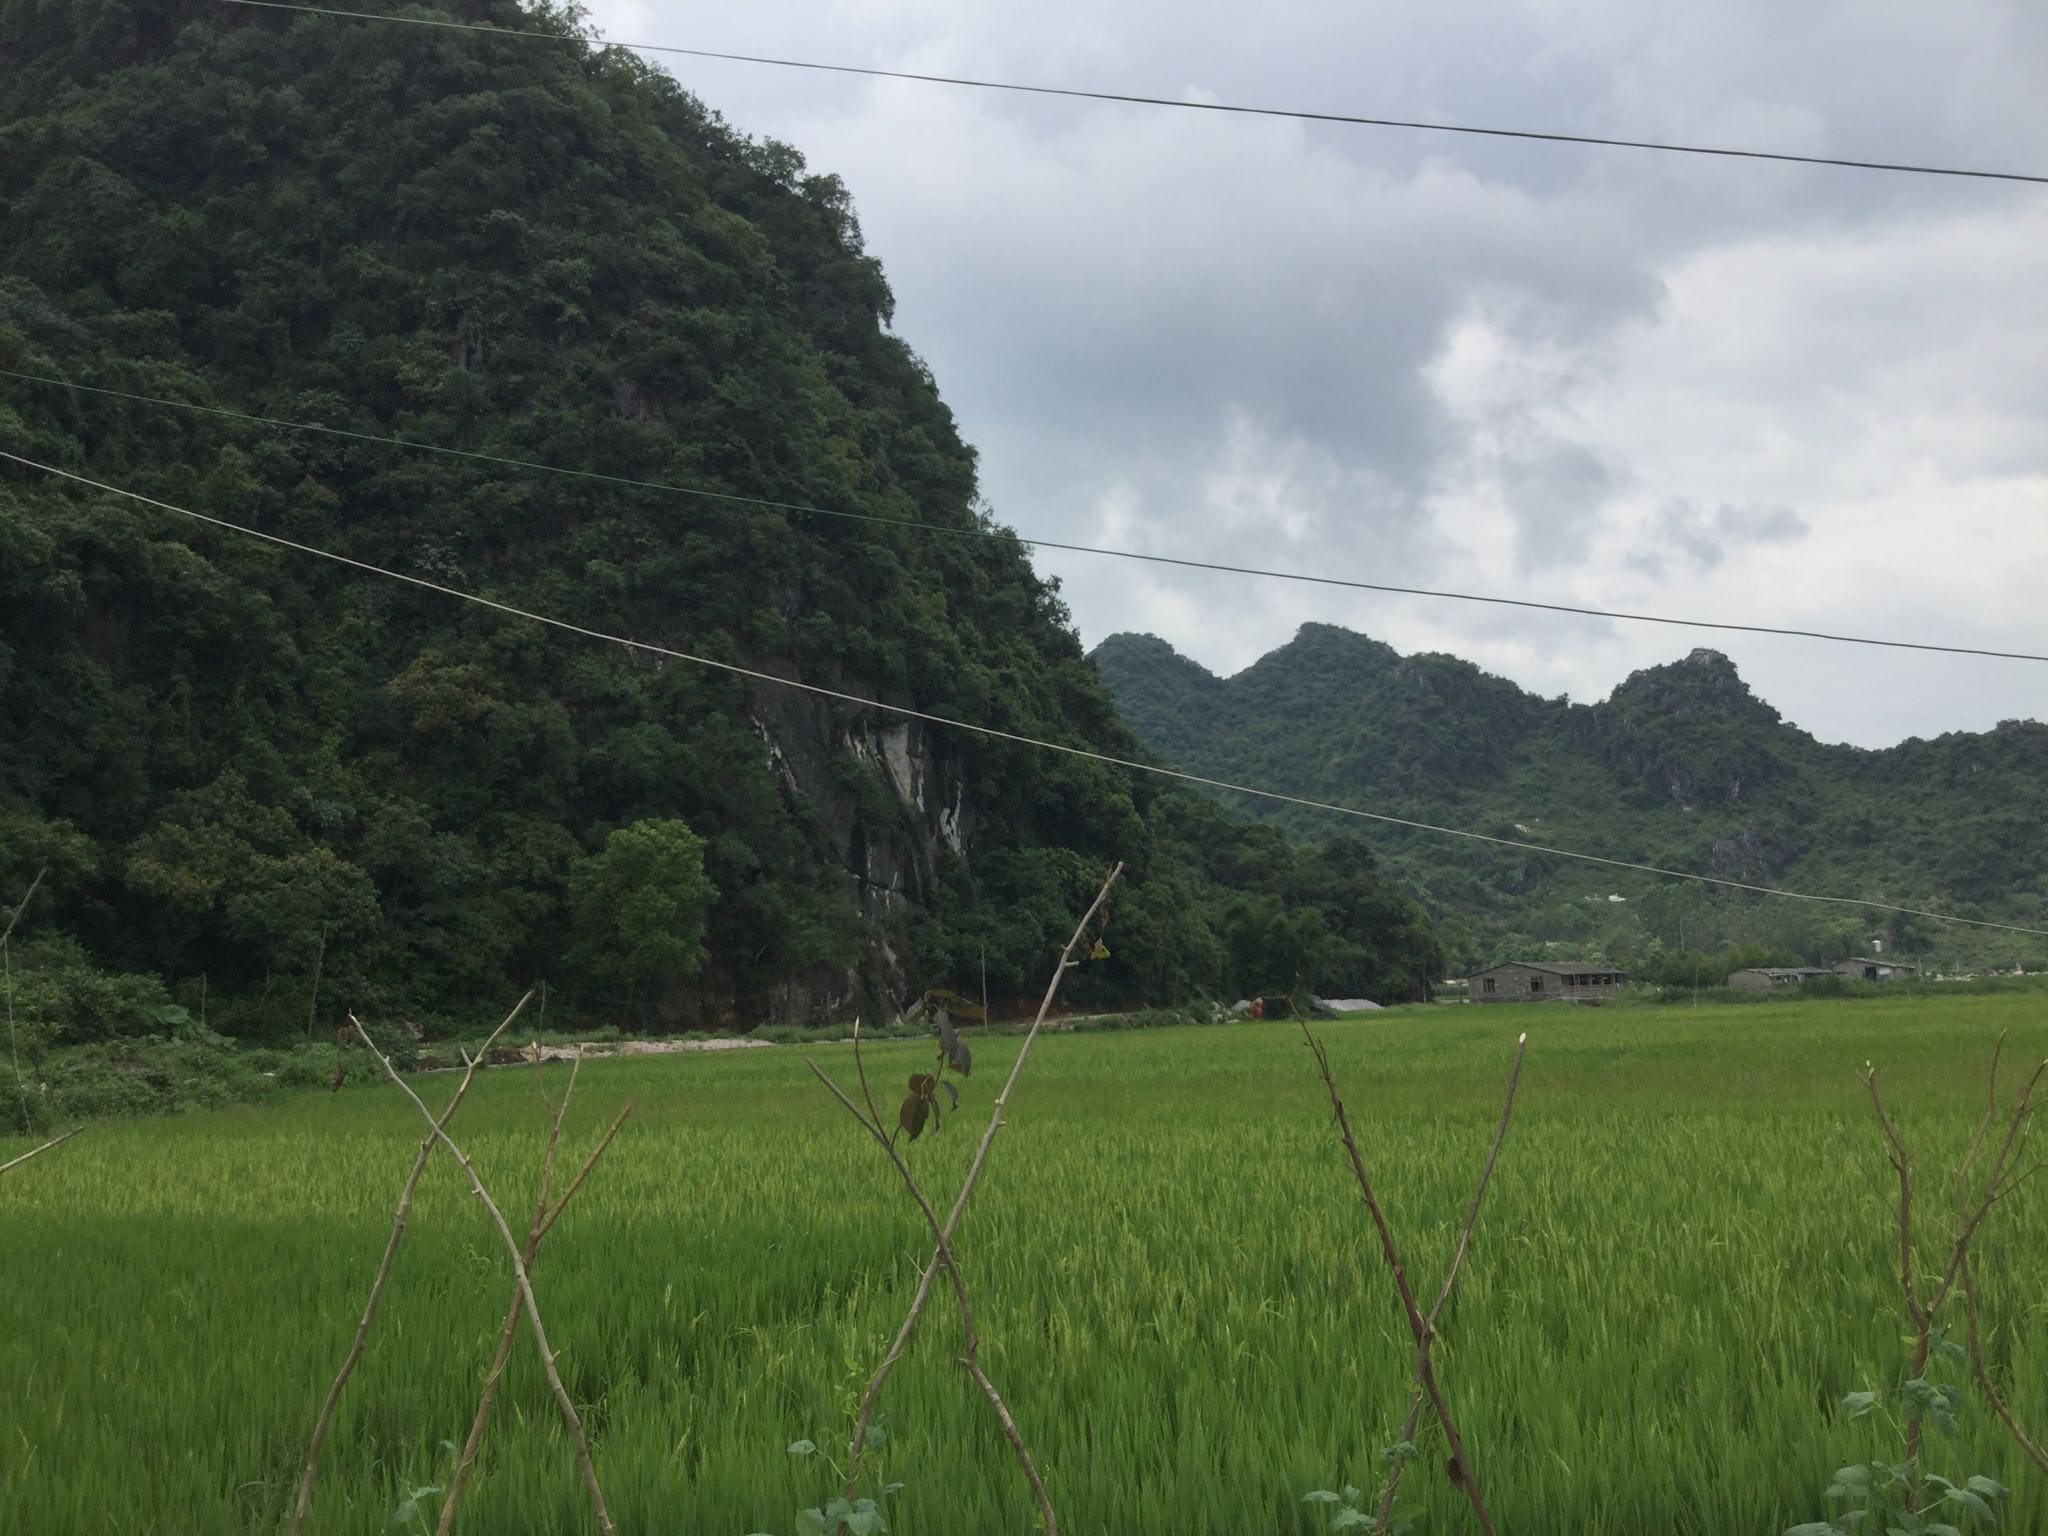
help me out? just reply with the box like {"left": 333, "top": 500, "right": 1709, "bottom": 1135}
{"left": 1304, "top": 1022, "right": 1497, "bottom": 1536}
{"left": 1862, "top": 1062, "right": 1931, "bottom": 1498}
{"left": 839, "top": 861, "right": 1122, "bottom": 1496}
{"left": 1958, "top": 1242, "right": 2048, "bottom": 1479}
{"left": 439, "top": 1062, "right": 631, "bottom": 1535}
{"left": 436, "top": 1048, "right": 582, "bottom": 1536}
{"left": 535, "top": 1045, "right": 579, "bottom": 1212}
{"left": 0, "top": 1124, "right": 81, "bottom": 1178}
{"left": 0, "top": 867, "right": 45, "bottom": 949}
{"left": 811, "top": 1036, "right": 1058, "bottom": 1534}
{"left": 4, "top": 866, "right": 49, "bottom": 1134}
{"left": 288, "top": 992, "right": 531, "bottom": 1536}
{"left": 1950, "top": 1047, "right": 2048, "bottom": 1482}
{"left": 1375, "top": 1031, "right": 1527, "bottom": 1530}
{"left": 962, "top": 1355, "right": 1059, "bottom": 1526}
{"left": 350, "top": 1014, "right": 614, "bottom": 1536}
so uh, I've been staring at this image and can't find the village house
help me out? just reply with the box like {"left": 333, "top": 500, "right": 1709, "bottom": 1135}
{"left": 1468, "top": 960, "right": 1627, "bottom": 1004}
{"left": 1833, "top": 958, "right": 1919, "bottom": 982}
{"left": 1729, "top": 967, "right": 1835, "bottom": 990}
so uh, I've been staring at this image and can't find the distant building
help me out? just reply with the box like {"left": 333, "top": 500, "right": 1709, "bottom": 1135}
{"left": 1729, "top": 967, "right": 1835, "bottom": 990}
{"left": 1469, "top": 961, "right": 1627, "bottom": 1004}
{"left": 1834, "top": 958, "right": 1919, "bottom": 982}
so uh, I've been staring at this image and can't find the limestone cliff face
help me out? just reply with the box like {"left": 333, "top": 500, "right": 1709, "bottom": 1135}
{"left": 745, "top": 683, "right": 974, "bottom": 1023}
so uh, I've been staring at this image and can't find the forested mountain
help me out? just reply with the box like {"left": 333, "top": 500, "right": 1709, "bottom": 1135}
{"left": 1094, "top": 625, "right": 2048, "bottom": 972}
{"left": 0, "top": 0, "right": 1443, "bottom": 1070}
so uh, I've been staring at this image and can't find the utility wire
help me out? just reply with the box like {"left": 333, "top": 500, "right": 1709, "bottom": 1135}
{"left": 8, "top": 367, "right": 2042, "bottom": 667}
{"left": 216, "top": 0, "right": 2048, "bottom": 188}
{"left": 6, "top": 445, "right": 2043, "bottom": 940}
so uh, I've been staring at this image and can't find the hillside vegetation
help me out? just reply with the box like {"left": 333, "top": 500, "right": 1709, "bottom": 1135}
{"left": 1093, "top": 624, "right": 2048, "bottom": 971}
{"left": 0, "top": 0, "right": 1443, "bottom": 1104}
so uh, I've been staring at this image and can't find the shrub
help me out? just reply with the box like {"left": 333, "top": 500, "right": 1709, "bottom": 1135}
{"left": 6, "top": 935, "right": 176, "bottom": 1046}
{"left": 40, "top": 1039, "right": 275, "bottom": 1121}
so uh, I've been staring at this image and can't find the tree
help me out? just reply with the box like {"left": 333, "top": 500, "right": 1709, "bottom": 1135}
{"left": 567, "top": 819, "right": 717, "bottom": 1026}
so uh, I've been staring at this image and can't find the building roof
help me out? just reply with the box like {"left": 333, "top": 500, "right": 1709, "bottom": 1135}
{"left": 1471, "top": 961, "right": 1627, "bottom": 978}
{"left": 1736, "top": 967, "right": 1835, "bottom": 979}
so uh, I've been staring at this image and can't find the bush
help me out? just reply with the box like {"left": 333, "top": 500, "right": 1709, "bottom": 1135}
{"left": 40, "top": 1039, "right": 274, "bottom": 1121}
{"left": 6, "top": 935, "right": 175, "bottom": 1046}
{"left": 271, "top": 1047, "right": 333, "bottom": 1090}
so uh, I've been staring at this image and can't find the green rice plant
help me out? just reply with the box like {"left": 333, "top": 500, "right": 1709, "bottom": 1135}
{"left": 5, "top": 991, "right": 2048, "bottom": 1534}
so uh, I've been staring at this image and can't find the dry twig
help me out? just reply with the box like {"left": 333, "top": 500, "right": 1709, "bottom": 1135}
{"left": 288, "top": 993, "right": 531, "bottom": 1536}
{"left": 1303, "top": 1021, "right": 1498, "bottom": 1536}
{"left": 836, "top": 860, "right": 1123, "bottom": 1505}
{"left": 1958, "top": 1243, "right": 2048, "bottom": 1479}
{"left": 351, "top": 1013, "right": 615, "bottom": 1536}
{"left": 438, "top": 1049, "right": 632, "bottom": 1535}
{"left": 1374, "top": 1032, "right": 1527, "bottom": 1529}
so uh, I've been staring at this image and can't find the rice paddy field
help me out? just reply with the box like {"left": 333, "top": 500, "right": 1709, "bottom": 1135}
{"left": 4, "top": 993, "right": 2047, "bottom": 1535}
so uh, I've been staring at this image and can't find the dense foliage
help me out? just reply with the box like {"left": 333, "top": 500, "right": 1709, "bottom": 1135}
{"left": 0, "top": 0, "right": 1442, "bottom": 1090}
{"left": 1094, "top": 625, "right": 2048, "bottom": 973}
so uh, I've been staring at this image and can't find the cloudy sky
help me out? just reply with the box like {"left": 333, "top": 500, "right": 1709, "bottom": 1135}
{"left": 586, "top": 0, "right": 2048, "bottom": 749}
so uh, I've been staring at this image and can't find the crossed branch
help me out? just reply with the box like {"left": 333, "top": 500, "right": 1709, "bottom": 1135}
{"left": 288, "top": 993, "right": 534, "bottom": 1536}
{"left": 349, "top": 1011, "right": 618, "bottom": 1535}
{"left": 1303, "top": 1023, "right": 1529, "bottom": 1536}
{"left": 437, "top": 1047, "right": 632, "bottom": 1534}
{"left": 814, "top": 860, "right": 1123, "bottom": 1534}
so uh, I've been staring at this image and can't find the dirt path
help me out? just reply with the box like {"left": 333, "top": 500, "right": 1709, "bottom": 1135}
{"left": 518, "top": 1037, "right": 775, "bottom": 1062}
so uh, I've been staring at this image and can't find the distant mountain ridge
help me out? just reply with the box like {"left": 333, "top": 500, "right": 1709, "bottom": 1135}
{"left": 1091, "top": 624, "right": 2048, "bottom": 967}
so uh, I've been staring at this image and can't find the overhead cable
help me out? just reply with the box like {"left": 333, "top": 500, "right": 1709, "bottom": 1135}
{"left": 7, "top": 367, "right": 2041, "bottom": 666}
{"left": 5, "top": 445, "right": 2042, "bottom": 940}
{"left": 216, "top": 0, "right": 2048, "bottom": 188}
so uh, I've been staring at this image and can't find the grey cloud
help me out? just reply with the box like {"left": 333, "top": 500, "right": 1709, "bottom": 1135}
{"left": 1628, "top": 500, "right": 1809, "bottom": 576}
{"left": 593, "top": 0, "right": 2048, "bottom": 746}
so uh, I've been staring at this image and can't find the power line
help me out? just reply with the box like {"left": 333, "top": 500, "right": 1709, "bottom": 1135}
{"left": 6, "top": 444, "right": 2042, "bottom": 941}
{"left": 217, "top": 0, "right": 2048, "bottom": 189}
{"left": 9, "top": 367, "right": 2042, "bottom": 667}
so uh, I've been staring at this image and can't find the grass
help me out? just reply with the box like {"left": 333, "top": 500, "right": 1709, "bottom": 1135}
{"left": 3, "top": 992, "right": 2046, "bottom": 1535}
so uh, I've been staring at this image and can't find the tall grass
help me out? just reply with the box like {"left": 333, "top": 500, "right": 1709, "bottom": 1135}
{"left": 3, "top": 993, "right": 2045, "bottom": 1534}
